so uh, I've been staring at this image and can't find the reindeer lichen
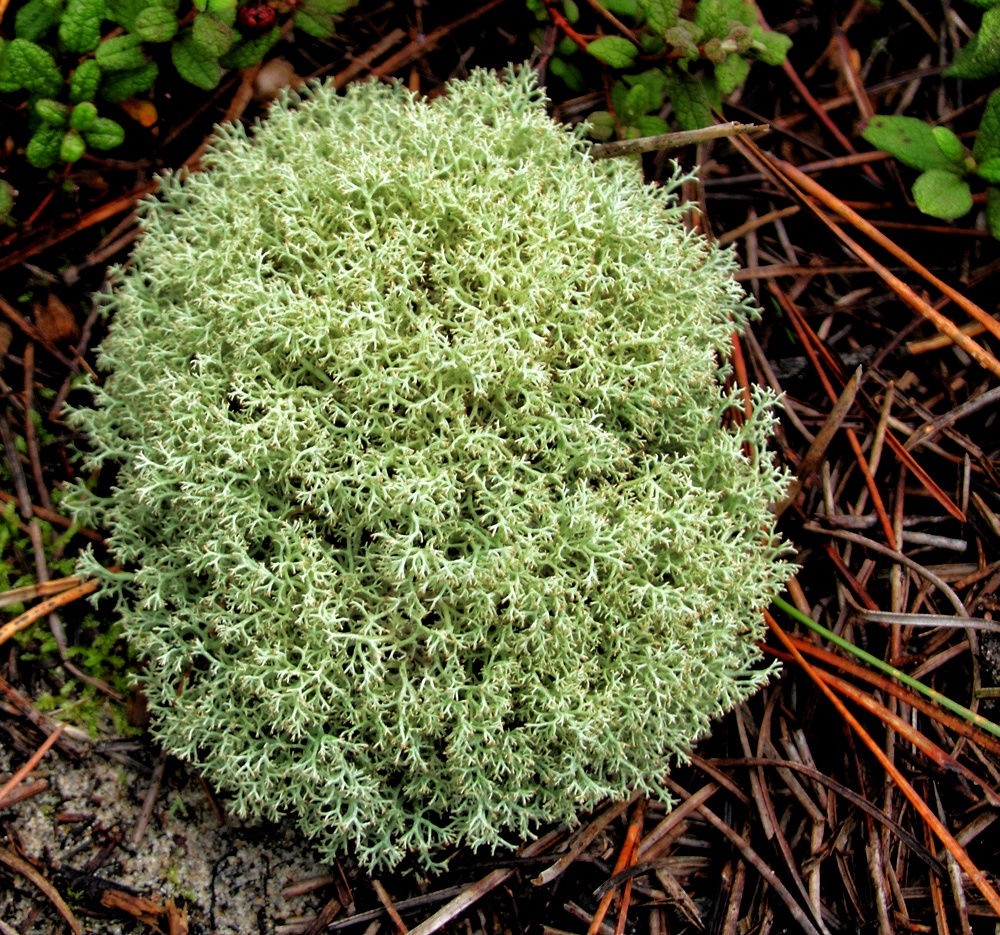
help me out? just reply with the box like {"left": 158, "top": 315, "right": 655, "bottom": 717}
{"left": 69, "top": 66, "right": 791, "bottom": 869}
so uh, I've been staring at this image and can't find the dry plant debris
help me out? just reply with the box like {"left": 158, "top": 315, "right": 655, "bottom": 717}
{"left": 2, "top": 0, "right": 1000, "bottom": 933}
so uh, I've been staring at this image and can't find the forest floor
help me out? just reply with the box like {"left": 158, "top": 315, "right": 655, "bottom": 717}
{"left": 2, "top": 0, "right": 1000, "bottom": 933}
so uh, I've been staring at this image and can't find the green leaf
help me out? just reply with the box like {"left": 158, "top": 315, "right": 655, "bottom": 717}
{"left": 621, "top": 83, "right": 651, "bottom": 123}
{"left": 0, "top": 41, "right": 21, "bottom": 94}
{"left": 664, "top": 22, "right": 701, "bottom": 60}
{"left": 14, "top": 0, "right": 64, "bottom": 41}
{"left": 59, "top": 0, "right": 106, "bottom": 52}
{"left": 134, "top": 6, "right": 178, "bottom": 42}
{"left": 751, "top": 27, "right": 792, "bottom": 66}
{"left": 206, "top": 0, "right": 237, "bottom": 19}
{"left": 597, "top": 0, "right": 637, "bottom": 14}
{"left": 548, "top": 55, "right": 584, "bottom": 92}
{"left": 192, "top": 12, "right": 235, "bottom": 55}
{"left": 976, "top": 156, "right": 1000, "bottom": 183}
{"left": 931, "top": 125, "right": 966, "bottom": 164}
{"left": 587, "top": 35, "right": 638, "bottom": 68}
{"left": 586, "top": 110, "right": 617, "bottom": 141}
{"left": 622, "top": 68, "right": 668, "bottom": 107}
{"left": 36, "top": 98, "right": 71, "bottom": 126}
{"left": 218, "top": 26, "right": 279, "bottom": 69}
{"left": 635, "top": 114, "right": 670, "bottom": 135}
{"left": 104, "top": 0, "right": 145, "bottom": 29}
{"left": 722, "top": 0, "right": 755, "bottom": 26}
{"left": 59, "top": 129, "right": 87, "bottom": 163}
{"left": 306, "top": 0, "right": 353, "bottom": 11}
{"left": 292, "top": 8, "right": 335, "bottom": 38}
{"left": 987, "top": 186, "right": 1000, "bottom": 240}
{"left": 912, "top": 169, "right": 973, "bottom": 220}
{"left": 562, "top": 0, "right": 580, "bottom": 23}
{"left": 83, "top": 115, "right": 125, "bottom": 149}
{"left": 0, "top": 181, "right": 15, "bottom": 223}
{"left": 945, "top": 8, "right": 1000, "bottom": 80}
{"left": 171, "top": 33, "right": 223, "bottom": 89}
{"left": 70, "top": 101, "right": 99, "bottom": 130}
{"left": 556, "top": 36, "right": 578, "bottom": 57}
{"left": 861, "top": 116, "right": 960, "bottom": 172}
{"left": 637, "top": 0, "right": 680, "bottom": 32}
{"left": 69, "top": 58, "right": 103, "bottom": 102}
{"left": 973, "top": 89, "right": 1000, "bottom": 163}
{"left": 694, "top": 0, "right": 730, "bottom": 39}
{"left": 664, "top": 69, "right": 714, "bottom": 129}
{"left": 715, "top": 52, "right": 750, "bottom": 94}
{"left": 96, "top": 33, "right": 148, "bottom": 71}
{"left": 25, "top": 124, "right": 64, "bottom": 167}
{"left": 100, "top": 60, "right": 158, "bottom": 101}
{"left": 7, "top": 39, "right": 64, "bottom": 97}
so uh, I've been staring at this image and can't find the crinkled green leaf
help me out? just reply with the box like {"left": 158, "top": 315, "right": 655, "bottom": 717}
{"left": 25, "top": 124, "right": 64, "bottom": 167}
{"left": 696, "top": 0, "right": 753, "bottom": 38}
{"left": 99, "top": 60, "right": 158, "bottom": 101}
{"left": 912, "top": 169, "right": 973, "bottom": 220}
{"left": 587, "top": 35, "right": 638, "bottom": 68}
{"left": 36, "top": 98, "right": 71, "bottom": 126}
{"left": 59, "top": 129, "right": 87, "bottom": 163}
{"left": 987, "top": 186, "right": 1000, "bottom": 240}
{"left": 192, "top": 12, "right": 234, "bottom": 55}
{"left": 548, "top": 55, "right": 584, "bottom": 91}
{"left": 69, "top": 58, "right": 103, "bottom": 102}
{"left": 171, "top": 33, "right": 222, "bottom": 89}
{"left": 862, "top": 115, "right": 961, "bottom": 172}
{"left": 976, "top": 156, "right": 1000, "bottom": 183}
{"left": 14, "top": 0, "right": 64, "bottom": 41}
{"left": 134, "top": 6, "right": 178, "bottom": 42}
{"left": 973, "top": 89, "right": 1000, "bottom": 163}
{"left": 218, "top": 27, "right": 279, "bottom": 69}
{"left": 59, "top": 0, "right": 106, "bottom": 52}
{"left": 622, "top": 68, "right": 669, "bottom": 107}
{"left": 83, "top": 115, "right": 125, "bottom": 149}
{"left": 104, "top": 0, "right": 145, "bottom": 29}
{"left": 637, "top": 0, "right": 680, "bottom": 33}
{"left": 931, "top": 126, "right": 966, "bottom": 164}
{"left": 945, "top": 8, "right": 1000, "bottom": 80}
{"left": 70, "top": 101, "right": 99, "bottom": 130}
{"left": 306, "top": 0, "right": 354, "bottom": 12}
{"left": 635, "top": 114, "right": 670, "bottom": 135}
{"left": 622, "top": 83, "right": 651, "bottom": 124}
{"left": 96, "top": 33, "right": 148, "bottom": 71}
{"left": 597, "top": 0, "right": 637, "bottom": 14}
{"left": 664, "top": 21, "right": 700, "bottom": 59}
{"left": 665, "top": 68, "right": 714, "bottom": 129}
{"left": 292, "top": 8, "right": 335, "bottom": 38}
{"left": 751, "top": 27, "right": 792, "bottom": 66}
{"left": 0, "top": 41, "right": 20, "bottom": 94}
{"left": 715, "top": 52, "right": 750, "bottom": 94}
{"left": 7, "top": 39, "right": 63, "bottom": 97}
{"left": 586, "top": 110, "right": 617, "bottom": 141}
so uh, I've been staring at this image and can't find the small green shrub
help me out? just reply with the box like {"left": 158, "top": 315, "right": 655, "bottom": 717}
{"left": 861, "top": 0, "right": 1000, "bottom": 237}
{"left": 527, "top": 0, "right": 792, "bottom": 136}
{"left": 69, "top": 66, "right": 790, "bottom": 868}
{"left": 0, "top": 0, "right": 357, "bottom": 171}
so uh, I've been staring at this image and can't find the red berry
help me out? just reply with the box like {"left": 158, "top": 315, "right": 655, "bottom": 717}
{"left": 237, "top": 2, "right": 277, "bottom": 34}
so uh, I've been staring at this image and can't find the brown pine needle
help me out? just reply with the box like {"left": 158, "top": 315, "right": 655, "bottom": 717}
{"left": 0, "top": 577, "right": 101, "bottom": 648}
{"left": 0, "top": 844, "right": 81, "bottom": 935}
{"left": 765, "top": 611, "right": 1000, "bottom": 916}
{"left": 0, "top": 723, "right": 64, "bottom": 806}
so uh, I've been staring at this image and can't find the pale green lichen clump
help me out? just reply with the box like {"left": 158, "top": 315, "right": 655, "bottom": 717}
{"left": 70, "top": 66, "right": 790, "bottom": 869}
